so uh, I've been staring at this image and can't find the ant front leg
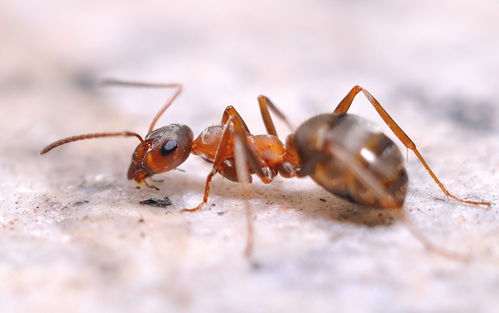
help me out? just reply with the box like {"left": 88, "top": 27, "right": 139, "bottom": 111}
{"left": 334, "top": 85, "right": 491, "bottom": 206}
{"left": 182, "top": 116, "right": 235, "bottom": 213}
{"left": 184, "top": 107, "right": 273, "bottom": 213}
{"left": 183, "top": 113, "right": 260, "bottom": 257}
{"left": 144, "top": 179, "right": 160, "bottom": 191}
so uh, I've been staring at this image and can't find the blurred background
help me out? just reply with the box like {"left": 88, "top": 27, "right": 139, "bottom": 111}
{"left": 1, "top": 1, "right": 498, "bottom": 313}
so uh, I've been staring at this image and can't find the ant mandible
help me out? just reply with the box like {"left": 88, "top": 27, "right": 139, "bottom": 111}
{"left": 41, "top": 80, "right": 491, "bottom": 257}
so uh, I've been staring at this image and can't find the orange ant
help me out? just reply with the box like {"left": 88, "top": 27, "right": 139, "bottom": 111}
{"left": 41, "top": 80, "right": 491, "bottom": 259}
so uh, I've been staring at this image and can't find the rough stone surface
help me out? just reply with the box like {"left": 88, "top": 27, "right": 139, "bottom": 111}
{"left": 1, "top": 1, "right": 498, "bottom": 313}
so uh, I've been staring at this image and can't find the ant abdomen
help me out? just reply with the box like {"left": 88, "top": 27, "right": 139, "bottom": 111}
{"left": 295, "top": 114, "right": 408, "bottom": 209}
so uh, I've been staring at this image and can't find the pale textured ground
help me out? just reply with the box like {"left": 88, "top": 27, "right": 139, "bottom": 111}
{"left": 1, "top": 1, "right": 499, "bottom": 313}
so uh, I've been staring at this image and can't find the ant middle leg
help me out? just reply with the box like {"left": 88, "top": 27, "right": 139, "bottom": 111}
{"left": 334, "top": 85, "right": 490, "bottom": 206}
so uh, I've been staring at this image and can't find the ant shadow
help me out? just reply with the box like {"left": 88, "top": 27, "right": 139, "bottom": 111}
{"left": 41, "top": 156, "right": 404, "bottom": 231}
{"left": 141, "top": 169, "right": 402, "bottom": 229}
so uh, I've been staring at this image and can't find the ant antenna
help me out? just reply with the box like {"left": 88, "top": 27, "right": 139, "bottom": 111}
{"left": 100, "top": 79, "right": 183, "bottom": 135}
{"left": 40, "top": 131, "right": 144, "bottom": 155}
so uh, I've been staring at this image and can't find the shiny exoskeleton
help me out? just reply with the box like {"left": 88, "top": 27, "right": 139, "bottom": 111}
{"left": 190, "top": 108, "right": 409, "bottom": 211}
{"left": 294, "top": 114, "right": 408, "bottom": 209}
{"left": 41, "top": 81, "right": 489, "bottom": 212}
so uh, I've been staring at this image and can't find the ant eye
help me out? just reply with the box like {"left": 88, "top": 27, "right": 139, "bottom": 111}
{"left": 160, "top": 140, "right": 177, "bottom": 156}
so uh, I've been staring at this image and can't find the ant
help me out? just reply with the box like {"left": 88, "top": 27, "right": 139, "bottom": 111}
{"left": 41, "top": 80, "right": 491, "bottom": 259}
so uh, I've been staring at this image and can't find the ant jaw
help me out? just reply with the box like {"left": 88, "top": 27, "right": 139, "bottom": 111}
{"left": 127, "top": 167, "right": 160, "bottom": 190}
{"left": 127, "top": 163, "right": 151, "bottom": 184}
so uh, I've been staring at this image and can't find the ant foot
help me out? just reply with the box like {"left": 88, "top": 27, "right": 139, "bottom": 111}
{"left": 448, "top": 194, "right": 491, "bottom": 207}
{"left": 144, "top": 179, "right": 160, "bottom": 191}
{"left": 182, "top": 203, "right": 204, "bottom": 213}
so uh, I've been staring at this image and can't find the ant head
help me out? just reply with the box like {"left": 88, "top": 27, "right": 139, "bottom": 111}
{"left": 128, "top": 124, "right": 193, "bottom": 183}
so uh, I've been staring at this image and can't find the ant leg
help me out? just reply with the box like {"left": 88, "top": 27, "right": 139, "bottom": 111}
{"left": 257, "top": 96, "right": 300, "bottom": 175}
{"left": 220, "top": 106, "right": 276, "bottom": 182}
{"left": 101, "top": 79, "right": 183, "bottom": 134}
{"left": 183, "top": 116, "right": 237, "bottom": 212}
{"left": 223, "top": 109, "right": 285, "bottom": 256}
{"left": 144, "top": 179, "right": 160, "bottom": 191}
{"left": 149, "top": 178, "right": 164, "bottom": 183}
{"left": 257, "top": 95, "right": 295, "bottom": 136}
{"left": 395, "top": 210, "right": 471, "bottom": 262}
{"left": 185, "top": 109, "right": 274, "bottom": 213}
{"left": 221, "top": 105, "right": 251, "bottom": 133}
{"left": 220, "top": 102, "right": 297, "bottom": 173}
{"left": 334, "top": 86, "right": 490, "bottom": 206}
{"left": 226, "top": 114, "right": 271, "bottom": 257}
{"left": 182, "top": 169, "right": 218, "bottom": 212}
{"left": 258, "top": 96, "right": 278, "bottom": 136}
{"left": 221, "top": 96, "right": 293, "bottom": 137}
{"left": 233, "top": 124, "right": 255, "bottom": 257}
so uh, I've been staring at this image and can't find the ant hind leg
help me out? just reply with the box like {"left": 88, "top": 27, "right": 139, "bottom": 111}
{"left": 257, "top": 95, "right": 295, "bottom": 137}
{"left": 333, "top": 85, "right": 490, "bottom": 206}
